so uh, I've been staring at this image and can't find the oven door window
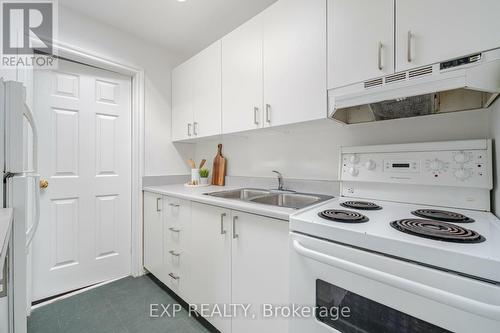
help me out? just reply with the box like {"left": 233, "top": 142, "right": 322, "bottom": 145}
{"left": 316, "top": 279, "right": 450, "bottom": 333}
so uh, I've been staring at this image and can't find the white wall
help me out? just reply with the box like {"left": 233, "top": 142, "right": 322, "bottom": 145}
{"left": 195, "top": 109, "right": 491, "bottom": 181}
{"left": 57, "top": 6, "right": 193, "bottom": 176}
{"left": 490, "top": 100, "right": 500, "bottom": 217}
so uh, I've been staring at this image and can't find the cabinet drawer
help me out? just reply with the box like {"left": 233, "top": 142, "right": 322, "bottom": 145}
{"left": 165, "top": 197, "right": 190, "bottom": 227}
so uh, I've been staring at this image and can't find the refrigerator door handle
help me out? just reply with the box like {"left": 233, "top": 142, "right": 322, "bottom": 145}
{"left": 23, "top": 102, "right": 38, "bottom": 173}
{"left": 25, "top": 174, "right": 40, "bottom": 249}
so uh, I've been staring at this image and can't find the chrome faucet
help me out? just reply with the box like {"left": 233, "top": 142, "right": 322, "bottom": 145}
{"left": 272, "top": 170, "right": 284, "bottom": 191}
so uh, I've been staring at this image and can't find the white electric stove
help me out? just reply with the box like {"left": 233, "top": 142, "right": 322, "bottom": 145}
{"left": 289, "top": 139, "right": 500, "bottom": 333}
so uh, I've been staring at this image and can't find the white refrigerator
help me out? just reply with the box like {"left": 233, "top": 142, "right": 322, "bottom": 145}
{"left": 0, "top": 79, "right": 40, "bottom": 333}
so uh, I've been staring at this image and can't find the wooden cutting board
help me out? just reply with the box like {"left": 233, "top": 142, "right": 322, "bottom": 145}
{"left": 211, "top": 144, "right": 226, "bottom": 186}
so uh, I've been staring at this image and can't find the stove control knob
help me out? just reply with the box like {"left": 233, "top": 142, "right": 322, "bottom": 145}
{"left": 364, "top": 159, "right": 376, "bottom": 170}
{"left": 454, "top": 152, "right": 469, "bottom": 164}
{"left": 454, "top": 168, "right": 472, "bottom": 180}
{"left": 349, "top": 155, "right": 359, "bottom": 164}
{"left": 348, "top": 167, "right": 359, "bottom": 177}
{"left": 428, "top": 159, "right": 444, "bottom": 171}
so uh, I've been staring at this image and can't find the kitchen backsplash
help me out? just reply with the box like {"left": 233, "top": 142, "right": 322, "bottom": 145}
{"left": 194, "top": 108, "right": 491, "bottom": 181}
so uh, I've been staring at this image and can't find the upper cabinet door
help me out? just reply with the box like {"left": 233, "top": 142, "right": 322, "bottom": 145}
{"left": 263, "top": 0, "right": 327, "bottom": 127}
{"left": 222, "top": 15, "right": 264, "bottom": 134}
{"left": 191, "top": 41, "right": 222, "bottom": 138}
{"left": 396, "top": 0, "right": 500, "bottom": 71}
{"left": 172, "top": 61, "right": 194, "bottom": 141}
{"left": 328, "top": 0, "right": 394, "bottom": 89}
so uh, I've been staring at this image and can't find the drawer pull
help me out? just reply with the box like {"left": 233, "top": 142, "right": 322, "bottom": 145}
{"left": 168, "top": 273, "right": 179, "bottom": 280}
{"left": 232, "top": 216, "right": 239, "bottom": 239}
{"left": 168, "top": 227, "right": 181, "bottom": 233}
{"left": 169, "top": 250, "right": 181, "bottom": 257}
{"left": 220, "top": 213, "right": 227, "bottom": 235}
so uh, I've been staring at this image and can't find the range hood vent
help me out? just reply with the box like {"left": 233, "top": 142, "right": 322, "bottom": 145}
{"left": 329, "top": 49, "right": 500, "bottom": 125}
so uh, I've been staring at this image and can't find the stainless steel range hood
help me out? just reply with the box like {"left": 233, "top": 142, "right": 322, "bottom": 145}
{"left": 328, "top": 49, "right": 500, "bottom": 124}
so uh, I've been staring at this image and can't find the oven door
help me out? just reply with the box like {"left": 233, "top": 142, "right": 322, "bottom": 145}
{"left": 289, "top": 232, "right": 500, "bottom": 333}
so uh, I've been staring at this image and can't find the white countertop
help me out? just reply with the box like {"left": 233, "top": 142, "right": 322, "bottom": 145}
{"left": 0, "top": 208, "right": 14, "bottom": 273}
{"left": 143, "top": 184, "right": 297, "bottom": 221}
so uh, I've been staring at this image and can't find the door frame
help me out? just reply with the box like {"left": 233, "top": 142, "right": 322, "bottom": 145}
{"left": 44, "top": 40, "right": 145, "bottom": 278}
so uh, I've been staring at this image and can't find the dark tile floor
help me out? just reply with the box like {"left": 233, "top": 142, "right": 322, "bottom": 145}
{"left": 28, "top": 275, "right": 211, "bottom": 333}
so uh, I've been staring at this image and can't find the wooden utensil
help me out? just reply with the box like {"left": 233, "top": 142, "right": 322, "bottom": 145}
{"left": 199, "top": 159, "right": 206, "bottom": 169}
{"left": 211, "top": 144, "right": 226, "bottom": 186}
{"left": 187, "top": 159, "right": 196, "bottom": 169}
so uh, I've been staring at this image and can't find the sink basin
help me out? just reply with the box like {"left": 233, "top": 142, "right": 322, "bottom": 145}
{"left": 205, "top": 188, "right": 333, "bottom": 209}
{"left": 249, "top": 193, "right": 329, "bottom": 209}
{"left": 206, "top": 188, "right": 271, "bottom": 200}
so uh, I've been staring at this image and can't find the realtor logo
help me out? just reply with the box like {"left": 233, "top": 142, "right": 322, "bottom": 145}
{"left": 1, "top": 0, "right": 57, "bottom": 68}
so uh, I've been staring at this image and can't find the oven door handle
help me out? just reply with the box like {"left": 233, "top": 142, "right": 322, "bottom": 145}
{"left": 293, "top": 240, "right": 500, "bottom": 320}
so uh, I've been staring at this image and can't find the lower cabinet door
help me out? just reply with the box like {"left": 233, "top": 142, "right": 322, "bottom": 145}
{"left": 189, "top": 203, "right": 232, "bottom": 333}
{"left": 143, "top": 192, "right": 164, "bottom": 280}
{"left": 231, "top": 211, "right": 289, "bottom": 333}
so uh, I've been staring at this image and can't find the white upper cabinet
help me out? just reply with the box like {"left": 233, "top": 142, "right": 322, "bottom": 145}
{"left": 173, "top": 0, "right": 327, "bottom": 139}
{"left": 222, "top": 15, "right": 264, "bottom": 134}
{"left": 396, "top": 0, "right": 500, "bottom": 71}
{"left": 328, "top": 0, "right": 394, "bottom": 89}
{"left": 172, "top": 41, "right": 222, "bottom": 141}
{"left": 172, "top": 60, "right": 194, "bottom": 141}
{"left": 191, "top": 41, "right": 222, "bottom": 138}
{"left": 263, "top": 0, "right": 327, "bottom": 127}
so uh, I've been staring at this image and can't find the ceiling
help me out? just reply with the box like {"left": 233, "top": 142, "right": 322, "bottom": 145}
{"left": 60, "top": 0, "right": 277, "bottom": 58}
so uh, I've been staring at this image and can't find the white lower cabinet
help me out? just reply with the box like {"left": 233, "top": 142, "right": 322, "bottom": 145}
{"left": 143, "top": 192, "right": 164, "bottom": 280}
{"left": 231, "top": 211, "right": 289, "bottom": 333}
{"left": 189, "top": 203, "right": 232, "bottom": 332}
{"left": 143, "top": 192, "right": 290, "bottom": 333}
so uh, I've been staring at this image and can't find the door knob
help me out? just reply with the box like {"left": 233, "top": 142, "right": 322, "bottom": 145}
{"left": 39, "top": 179, "right": 49, "bottom": 189}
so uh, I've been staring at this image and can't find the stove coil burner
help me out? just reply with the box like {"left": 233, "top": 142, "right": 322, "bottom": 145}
{"left": 340, "top": 201, "right": 382, "bottom": 210}
{"left": 390, "top": 219, "right": 485, "bottom": 243}
{"left": 318, "top": 210, "right": 369, "bottom": 223}
{"left": 411, "top": 209, "right": 474, "bottom": 223}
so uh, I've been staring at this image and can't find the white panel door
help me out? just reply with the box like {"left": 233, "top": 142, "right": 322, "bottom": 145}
{"left": 263, "top": 0, "right": 327, "bottom": 127}
{"left": 189, "top": 203, "right": 231, "bottom": 333}
{"left": 32, "top": 60, "right": 132, "bottom": 301}
{"left": 328, "top": 0, "right": 394, "bottom": 88}
{"left": 222, "top": 14, "right": 264, "bottom": 134}
{"left": 396, "top": 0, "right": 500, "bottom": 71}
{"left": 231, "top": 212, "right": 289, "bottom": 333}
{"left": 192, "top": 41, "right": 222, "bottom": 138}
{"left": 172, "top": 61, "right": 194, "bottom": 141}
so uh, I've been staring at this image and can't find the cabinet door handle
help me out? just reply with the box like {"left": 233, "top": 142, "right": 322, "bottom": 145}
{"left": 232, "top": 216, "right": 239, "bottom": 239}
{"left": 253, "top": 107, "right": 259, "bottom": 125}
{"left": 193, "top": 122, "right": 198, "bottom": 136}
{"left": 378, "top": 42, "right": 383, "bottom": 70}
{"left": 265, "top": 104, "right": 271, "bottom": 124}
{"left": 169, "top": 250, "right": 181, "bottom": 257}
{"left": 407, "top": 30, "right": 413, "bottom": 63}
{"left": 168, "top": 273, "right": 180, "bottom": 280}
{"left": 156, "top": 197, "right": 162, "bottom": 212}
{"left": 187, "top": 123, "right": 192, "bottom": 137}
{"left": 220, "top": 213, "right": 227, "bottom": 235}
{"left": 168, "top": 227, "right": 181, "bottom": 233}
{"left": 169, "top": 203, "right": 180, "bottom": 208}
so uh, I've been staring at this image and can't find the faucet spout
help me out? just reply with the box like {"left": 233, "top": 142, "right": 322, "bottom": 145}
{"left": 272, "top": 170, "right": 284, "bottom": 191}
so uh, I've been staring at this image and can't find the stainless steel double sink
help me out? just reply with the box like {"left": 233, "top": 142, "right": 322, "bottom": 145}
{"left": 205, "top": 188, "right": 333, "bottom": 209}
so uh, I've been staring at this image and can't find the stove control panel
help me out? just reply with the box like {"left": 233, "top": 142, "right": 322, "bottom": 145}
{"left": 340, "top": 140, "right": 492, "bottom": 189}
